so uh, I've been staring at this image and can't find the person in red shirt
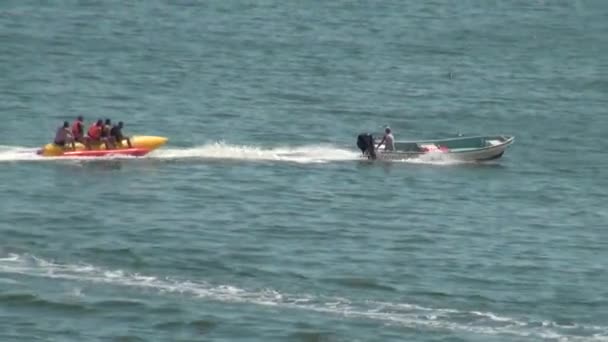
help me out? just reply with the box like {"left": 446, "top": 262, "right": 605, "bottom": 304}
{"left": 71, "top": 115, "right": 91, "bottom": 149}
{"left": 87, "top": 119, "right": 110, "bottom": 149}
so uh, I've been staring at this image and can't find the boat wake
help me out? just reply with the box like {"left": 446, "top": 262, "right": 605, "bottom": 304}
{"left": 0, "top": 145, "right": 138, "bottom": 163}
{"left": 0, "top": 145, "right": 40, "bottom": 162}
{"left": 0, "top": 143, "right": 361, "bottom": 164}
{"left": 0, "top": 143, "right": 476, "bottom": 166}
{"left": 0, "top": 253, "right": 605, "bottom": 341}
{"left": 147, "top": 142, "right": 361, "bottom": 164}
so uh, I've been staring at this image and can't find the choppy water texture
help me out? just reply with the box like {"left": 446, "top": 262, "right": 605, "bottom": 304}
{"left": 1, "top": 1, "right": 607, "bottom": 341}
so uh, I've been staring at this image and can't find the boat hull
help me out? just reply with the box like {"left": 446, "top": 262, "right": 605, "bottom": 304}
{"left": 59, "top": 148, "right": 153, "bottom": 158}
{"left": 359, "top": 135, "right": 514, "bottom": 162}
{"left": 38, "top": 136, "right": 168, "bottom": 157}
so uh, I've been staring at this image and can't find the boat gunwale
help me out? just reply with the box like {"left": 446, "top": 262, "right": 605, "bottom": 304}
{"left": 393, "top": 134, "right": 514, "bottom": 145}
{"left": 386, "top": 135, "right": 514, "bottom": 154}
{"left": 373, "top": 135, "right": 514, "bottom": 159}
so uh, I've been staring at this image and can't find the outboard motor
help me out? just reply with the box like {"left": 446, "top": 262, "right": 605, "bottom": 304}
{"left": 356, "top": 133, "right": 376, "bottom": 160}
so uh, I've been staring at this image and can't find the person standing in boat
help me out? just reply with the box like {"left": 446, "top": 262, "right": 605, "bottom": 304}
{"left": 376, "top": 127, "right": 395, "bottom": 151}
{"left": 54, "top": 121, "right": 76, "bottom": 150}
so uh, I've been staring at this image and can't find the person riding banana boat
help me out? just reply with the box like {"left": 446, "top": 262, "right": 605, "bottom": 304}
{"left": 110, "top": 121, "right": 132, "bottom": 148}
{"left": 40, "top": 117, "right": 167, "bottom": 157}
{"left": 55, "top": 117, "right": 130, "bottom": 150}
{"left": 70, "top": 115, "right": 91, "bottom": 149}
{"left": 87, "top": 119, "right": 111, "bottom": 149}
{"left": 54, "top": 121, "right": 76, "bottom": 151}
{"left": 101, "top": 118, "right": 115, "bottom": 148}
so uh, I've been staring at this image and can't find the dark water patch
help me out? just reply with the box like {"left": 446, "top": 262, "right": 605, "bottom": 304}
{"left": 319, "top": 107, "right": 386, "bottom": 118}
{"left": 391, "top": 235, "right": 436, "bottom": 246}
{"left": 232, "top": 268, "right": 263, "bottom": 279}
{"left": 405, "top": 43, "right": 467, "bottom": 57}
{"left": 0, "top": 293, "right": 39, "bottom": 304}
{"left": 154, "top": 318, "right": 217, "bottom": 335}
{"left": 153, "top": 321, "right": 183, "bottom": 330}
{"left": 0, "top": 229, "right": 46, "bottom": 241}
{"left": 553, "top": 298, "right": 608, "bottom": 309}
{"left": 449, "top": 274, "right": 504, "bottom": 287}
{"left": 285, "top": 270, "right": 309, "bottom": 281}
{"left": 221, "top": 251, "right": 273, "bottom": 264}
{"left": 149, "top": 304, "right": 184, "bottom": 315}
{"left": 165, "top": 255, "right": 235, "bottom": 274}
{"left": 0, "top": 292, "right": 93, "bottom": 313}
{"left": 92, "top": 299, "right": 149, "bottom": 310}
{"left": 579, "top": 75, "right": 608, "bottom": 88}
{"left": 288, "top": 330, "right": 338, "bottom": 342}
{"left": 408, "top": 290, "right": 452, "bottom": 300}
{"left": 79, "top": 247, "right": 145, "bottom": 267}
{"left": 107, "top": 336, "right": 146, "bottom": 342}
{"left": 267, "top": 91, "right": 324, "bottom": 104}
{"left": 187, "top": 319, "right": 218, "bottom": 334}
{"left": 0, "top": 333, "right": 43, "bottom": 342}
{"left": 322, "top": 277, "right": 396, "bottom": 292}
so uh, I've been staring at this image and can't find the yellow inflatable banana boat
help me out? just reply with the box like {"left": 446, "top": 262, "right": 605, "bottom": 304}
{"left": 37, "top": 136, "right": 168, "bottom": 157}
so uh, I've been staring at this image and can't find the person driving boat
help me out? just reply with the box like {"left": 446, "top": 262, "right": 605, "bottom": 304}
{"left": 376, "top": 127, "right": 395, "bottom": 151}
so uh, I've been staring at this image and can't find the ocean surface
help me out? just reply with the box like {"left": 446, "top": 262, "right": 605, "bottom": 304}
{"left": 1, "top": 1, "right": 607, "bottom": 341}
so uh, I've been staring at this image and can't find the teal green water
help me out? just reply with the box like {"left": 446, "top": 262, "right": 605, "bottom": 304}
{"left": 1, "top": 1, "right": 607, "bottom": 341}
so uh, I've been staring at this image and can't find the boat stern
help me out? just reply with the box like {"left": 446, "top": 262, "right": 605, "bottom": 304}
{"left": 356, "top": 133, "right": 376, "bottom": 159}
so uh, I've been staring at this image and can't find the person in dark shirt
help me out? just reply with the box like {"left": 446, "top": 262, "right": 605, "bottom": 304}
{"left": 110, "top": 121, "right": 132, "bottom": 148}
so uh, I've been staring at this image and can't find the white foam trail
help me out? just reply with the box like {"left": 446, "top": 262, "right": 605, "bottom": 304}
{"left": 0, "top": 146, "right": 44, "bottom": 162}
{"left": 0, "top": 142, "right": 479, "bottom": 166}
{"left": 0, "top": 146, "right": 138, "bottom": 163}
{"left": 1, "top": 253, "right": 606, "bottom": 341}
{"left": 0, "top": 143, "right": 360, "bottom": 164}
{"left": 146, "top": 142, "right": 361, "bottom": 164}
{"left": 146, "top": 142, "right": 477, "bottom": 166}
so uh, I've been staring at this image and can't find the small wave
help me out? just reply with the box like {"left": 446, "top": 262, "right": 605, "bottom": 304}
{"left": 1, "top": 253, "right": 606, "bottom": 341}
{"left": 323, "top": 277, "right": 397, "bottom": 292}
